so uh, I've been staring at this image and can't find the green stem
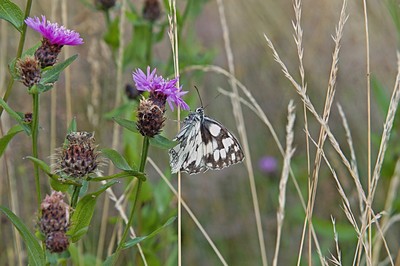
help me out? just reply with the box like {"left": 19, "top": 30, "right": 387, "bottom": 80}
{"left": 146, "top": 22, "right": 154, "bottom": 66}
{"left": 71, "top": 186, "right": 81, "bottom": 208}
{"left": 0, "top": 0, "right": 33, "bottom": 117}
{"left": 116, "top": 136, "right": 149, "bottom": 252}
{"left": 164, "top": 0, "right": 192, "bottom": 74}
{"left": 31, "top": 93, "right": 41, "bottom": 210}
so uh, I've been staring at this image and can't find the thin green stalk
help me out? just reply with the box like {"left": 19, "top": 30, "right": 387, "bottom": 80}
{"left": 146, "top": 23, "right": 154, "bottom": 66}
{"left": 71, "top": 185, "right": 81, "bottom": 208}
{"left": 164, "top": 0, "right": 192, "bottom": 74}
{"left": 31, "top": 93, "right": 41, "bottom": 210}
{"left": 0, "top": 0, "right": 33, "bottom": 117}
{"left": 116, "top": 136, "right": 149, "bottom": 253}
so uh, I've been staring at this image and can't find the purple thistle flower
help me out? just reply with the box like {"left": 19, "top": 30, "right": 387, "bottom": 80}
{"left": 132, "top": 66, "right": 189, "bottom": 111}
{"left": 25, "top": 15, "right": 83, "bottom": 46}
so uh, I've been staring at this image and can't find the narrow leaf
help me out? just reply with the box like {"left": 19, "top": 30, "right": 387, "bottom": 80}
{"left": 0, "top": 206, "right": 45, "bottom": 266}
{"left": 0, "top": 124, "right": 24, "bottom": 157}
{"left": 39, "top": 54, "right": 78, "bottom": 89}
{"left": 101, "top": 148, "right": 135, "bottom": 171}
{"left": 149, "top": 134, "right": 177, "bottom": 149}
{"left": 69, "top": 181, "right": 118, "bottom": 242}
{"left": 0, "top": 0, "right": 24, "bottom": 32}
{"left": 122, "top": 216, "right": 177, "bottom": 249}
{"left": 67, "top": 117, "right": 77, "bottom": 133}
{"left": 0, "top": 98, "right": 31, "bottom": 134}
{"left": 25, "top": 156, "right": 51, "bottom": 174}
{"left": 113, "top": 117, "right": 139, "bottom": 133}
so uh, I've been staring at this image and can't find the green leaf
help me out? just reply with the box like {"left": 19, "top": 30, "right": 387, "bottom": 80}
{"left": 149, "top": 134, "right": 177, "bottom": 149}
{"left": 69, "top": 181, "right": 118, "bottom": 242}
{"left": 113, "top": 117, "right": 139, "bottom": 133}
{"left": 67, "top": 117, "right": 77, "bottom": 133}
{"left": 103, "top": 17, "right": 119, "bottom": 49}
{"left": 50, "top": 178, "right": 70, "bottom": 192}
{"left": 101, "top": 148, "right": 136, "bottom": 171}
{"left": 102, "top": 216, "right": 176, "bottom": 266}
{"left": 0, "top": 124, "right": 24, "bottom": 157}
{"left": 104, "top": 102, "right": 138, "bottom": 120}
{"left": 9, "top": 43, "right": 41, "bottom": 79}
{"left": 371, "top": 76, "right": 390, "bottom": 116}
{"left": 0, "top": 98, "right": 31, "bottom": 134}
{"left": 0, "top": 0, "right": 24, "bottom": 32}
{"left": 122, "top": 216, "right": 177, "bottom": 249}
{"left": 0, "top": 206, "right": 45, "bottom": 266}
{"left": 103, "top": 253, "right": 118, "bottom": 266}
{"left": 39, "top": 54, "right": 78, "bottom": 91}
{"left": 25, "top": 156, "right": 51, "bottom": 174}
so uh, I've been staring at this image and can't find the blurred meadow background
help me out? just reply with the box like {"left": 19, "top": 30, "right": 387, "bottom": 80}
{"left": 1, "top": 0, "right": 400, "bottom": 265}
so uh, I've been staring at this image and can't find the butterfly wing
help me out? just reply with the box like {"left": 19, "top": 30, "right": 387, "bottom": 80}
{"left": 169, "top": 112, "right": 207, "bottom": 174}
{"left": 169, "top": 109, "right": 245, "bottom": 175}
{"left": 201, "top": 116, "right": 245, "bottom": 170}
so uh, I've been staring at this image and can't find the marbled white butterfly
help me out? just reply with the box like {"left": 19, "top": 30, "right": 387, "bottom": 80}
{"left": 169, "top": 107, "right": 245, "bottom": 175}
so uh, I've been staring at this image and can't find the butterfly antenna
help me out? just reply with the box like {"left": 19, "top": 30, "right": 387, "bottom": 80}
{"left": 203, "top": 92, "right": 222, "bottom": 110}
{"left": 194, "top": 86, "right": 204, "bottom": 108}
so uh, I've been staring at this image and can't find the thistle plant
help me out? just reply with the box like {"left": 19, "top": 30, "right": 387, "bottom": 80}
{"left": 0, "top": 0, "right": 211, "bottom": 265}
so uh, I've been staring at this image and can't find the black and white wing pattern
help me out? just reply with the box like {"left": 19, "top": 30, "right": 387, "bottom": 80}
{"left": 169, "top": 107, "right": 245, "bottom": 175}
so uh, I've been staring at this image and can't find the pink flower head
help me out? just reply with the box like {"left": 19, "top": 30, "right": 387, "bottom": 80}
{"left": 133, "top": 66, "right": 189, "bottom": 111}
{"left": 25, "top": 15, "right": 83, "bottom": 46}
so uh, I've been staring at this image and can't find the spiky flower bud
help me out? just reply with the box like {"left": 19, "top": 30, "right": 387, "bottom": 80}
{"left": 23, "top": 112, "right": 33, "bottom": 124}
{"left": 35, "top": 38, "right": 63, "bottom": 68}
{"left": 39, "top": 191, "right": 70, "bottom": 253}
{"left": 95, "top": 0, "right": 116, "bottom": 10}
{"left": 16, "top": 56, "right": 41, "bottom": 87}
{"left": 143, "top": 0, "right": 161, "bottom": 22}
{"left": 55, "top": 132, "right": 100, "bottom": 178}
{"left": 45, "top": 231, "right": 70, "bottom": 253}
{"left": 137, "top": 98, "right": 166, "bottom": 137}
{"left": 39, "top": 191, "right": 70, "bottom": 235}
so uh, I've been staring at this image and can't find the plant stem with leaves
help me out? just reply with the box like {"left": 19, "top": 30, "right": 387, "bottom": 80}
{"left": 31, "top": 92, "right": 41, "bottom": 211}
{"left": 0, "top": 0, "right": 33, "bottom": 117}
{"left": 116, "top": 136, "right": 149, "bottom": 252}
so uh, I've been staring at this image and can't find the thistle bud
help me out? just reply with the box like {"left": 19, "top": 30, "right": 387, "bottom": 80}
{"left": 137, "top": 98, "right": 166, "bottom": 137}
{"left": 45, "top": 231, "right": 70, "bottom": 253}
{"left": 39, "top": 191, "right": 70, "bottom": 235}
{"left": 95, "top": 0, "right": 116, "bottom": 10}
{"left": 54, "top": 131, "right": 100, "bottom": 178}
{"left": 143, "top": 0, "right": 161, "bottom": 22}
{"left": 23, "top": 112, "right": 33, "bottom": 124}
{"left": 35, "top": 38, "right": 63, "bottom": 68}
{"left": 39, "top": 191, "right": 70, "bottom": 253}
{"left": 16, "top": 56, "right": 41, "bottom": 87}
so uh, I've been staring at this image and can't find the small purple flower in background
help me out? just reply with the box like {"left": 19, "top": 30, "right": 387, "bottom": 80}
{"left": 133, "top": 66, "right": 189, "bottom": 137}
{"left": 259, "top": 156, "right": 278, "bottom": 174}
{"left": 25, "top": 15, "right": 83, "bottom": 68}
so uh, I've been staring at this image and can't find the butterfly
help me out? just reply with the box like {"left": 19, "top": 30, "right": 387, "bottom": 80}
{"left": 169, "top": 107, "right": 245, "bottom": 175}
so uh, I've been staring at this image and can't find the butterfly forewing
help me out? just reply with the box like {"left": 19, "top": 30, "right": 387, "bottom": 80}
{"left": 169, "top": 108, "right": 245, "bottom": 175}
{"left": 201, "top": 117, "right": 244, "bottom": 170}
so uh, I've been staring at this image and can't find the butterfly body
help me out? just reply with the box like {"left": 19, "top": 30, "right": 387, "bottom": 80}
{"left": 169, "top": 108, "right": 245, "bottom": 174}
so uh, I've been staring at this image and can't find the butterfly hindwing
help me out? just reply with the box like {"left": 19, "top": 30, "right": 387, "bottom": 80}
{"left": 169, "top": 108, "right": 244, "bottom": 175}
{"left": 201, "top": 116, "right": 244, "bottom": 170}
